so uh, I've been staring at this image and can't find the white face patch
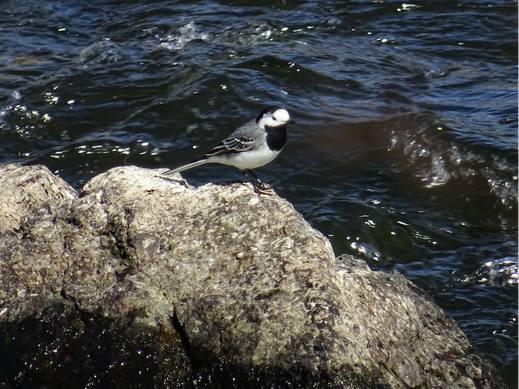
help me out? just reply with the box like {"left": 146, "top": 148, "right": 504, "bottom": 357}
{"left": 262, "top": 108, "right": 290, "bottom": 128}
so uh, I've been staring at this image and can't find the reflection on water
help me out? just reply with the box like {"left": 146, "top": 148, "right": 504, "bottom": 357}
{"left": 0, "top": 0, "right": 517, "bottom": 386}
{"left": 454, "top": 258, "right": 518, "bottom": 287}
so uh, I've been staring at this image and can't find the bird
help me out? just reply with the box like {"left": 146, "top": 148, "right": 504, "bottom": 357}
{"left": 160, "top": 106, "right": 290, "bottom": 191}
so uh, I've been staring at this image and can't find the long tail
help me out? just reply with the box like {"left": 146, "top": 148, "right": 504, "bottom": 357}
{"left": 161, "top": 158, "right": 208, "bottom": 176}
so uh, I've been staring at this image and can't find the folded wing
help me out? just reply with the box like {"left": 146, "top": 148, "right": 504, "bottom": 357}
{"left": 205, "top": 137, "right": 256, "bottom": 156}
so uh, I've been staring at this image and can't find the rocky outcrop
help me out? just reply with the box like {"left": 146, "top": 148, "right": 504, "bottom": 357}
{"left": 0, "top": 163, "right": 507, "bottom": 388}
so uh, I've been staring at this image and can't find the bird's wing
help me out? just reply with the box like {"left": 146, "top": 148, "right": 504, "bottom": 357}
{"left": 205, "top": 137, "right": 256, "bottom": 156}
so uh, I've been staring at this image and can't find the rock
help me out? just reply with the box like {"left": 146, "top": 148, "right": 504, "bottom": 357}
{"left": 0, "top": 163, "right": 507, "bottom": 388}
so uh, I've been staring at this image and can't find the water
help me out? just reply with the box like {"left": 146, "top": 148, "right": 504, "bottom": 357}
{"left": 1, "top": 0, "right": 517, "bottom": 386}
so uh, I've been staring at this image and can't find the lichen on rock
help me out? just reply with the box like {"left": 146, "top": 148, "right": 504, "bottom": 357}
{"left": 0, "top": 163, "right": 507, "bottom": 388}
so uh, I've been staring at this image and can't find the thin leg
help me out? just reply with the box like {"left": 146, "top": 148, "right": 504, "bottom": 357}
{"left": 242, "top": 169, "right": 272, "bottom": 194}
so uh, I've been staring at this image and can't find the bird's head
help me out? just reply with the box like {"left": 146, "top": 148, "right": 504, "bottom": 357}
{"left": 257, "top": 106, "right": 290, "bottom": 129}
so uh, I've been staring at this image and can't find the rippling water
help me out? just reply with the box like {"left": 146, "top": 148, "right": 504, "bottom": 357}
{"left": 1, "top": 0, "right": 517, "bottom": 386}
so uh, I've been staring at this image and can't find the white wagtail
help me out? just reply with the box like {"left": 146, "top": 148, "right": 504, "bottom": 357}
{"left": 161, "top": 106, "right": 290, "bottom": 191}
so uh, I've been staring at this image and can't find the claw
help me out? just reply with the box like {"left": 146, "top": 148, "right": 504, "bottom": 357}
{"left": 242, "top": 169, "right": 273, "bottom": 195}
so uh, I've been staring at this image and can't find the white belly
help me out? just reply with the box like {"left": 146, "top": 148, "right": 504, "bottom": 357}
{"left": 211, "top": 144, "right": 280, "bottom": 170}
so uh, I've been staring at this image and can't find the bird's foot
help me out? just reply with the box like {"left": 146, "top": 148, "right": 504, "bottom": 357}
{"left": 252, "top": 181, "right": 274, "bottom": 195}
{"left": 242, "top": 169, "right": 273, "bottom": 195}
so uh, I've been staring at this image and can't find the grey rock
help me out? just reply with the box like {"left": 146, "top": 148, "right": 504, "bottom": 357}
{"left": 0, "top": 163, "right": 506, "bottom": 388}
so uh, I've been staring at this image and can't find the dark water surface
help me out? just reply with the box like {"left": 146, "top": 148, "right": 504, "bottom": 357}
{"left": 1, "top": 0, "right": 517, "bottom": 386}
